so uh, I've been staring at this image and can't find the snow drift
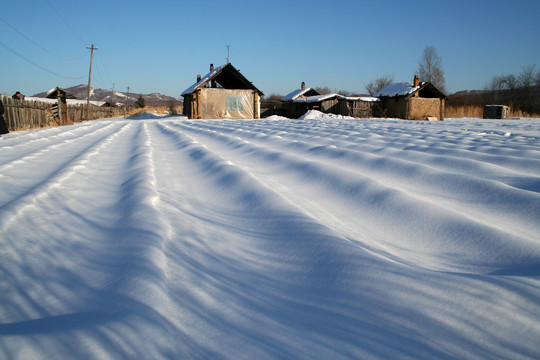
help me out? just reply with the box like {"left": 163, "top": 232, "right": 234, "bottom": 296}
{"left": 1, "top": 114, "right": 540, "bottom": 359}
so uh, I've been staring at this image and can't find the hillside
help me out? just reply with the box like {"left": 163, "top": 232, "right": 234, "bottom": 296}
{"left": 33, "top": 84, "right": 183, "bottom": 107}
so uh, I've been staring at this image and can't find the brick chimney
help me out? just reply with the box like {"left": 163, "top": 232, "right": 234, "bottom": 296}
{"left": 413, "top": 75, "right": 420, "bottom": 97}
{"left": 210, "top": 64, "right": 216, "bottom": 88}
{"left": 301, "top": 81, "right": 306, "bottom": 90}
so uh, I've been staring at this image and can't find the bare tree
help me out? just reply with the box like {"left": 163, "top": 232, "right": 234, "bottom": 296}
{"left": 314, "top": 86, "right": 332, "bottom": 95}
{"left": 365, "top": 75, "right": 394, "bottom": 96}
{"left": 417, "top": 46, "right": 446, "bottom": 94}
{"left": 484, "top": 64, "right": 540, "bottom": 114}
{"left": 518, "top": 64, "right": 536, "bottom": 88}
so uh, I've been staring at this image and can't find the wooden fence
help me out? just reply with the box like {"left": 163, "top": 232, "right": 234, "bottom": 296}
{"left": 1, "top": 95, "right": 127, "bottom": 131}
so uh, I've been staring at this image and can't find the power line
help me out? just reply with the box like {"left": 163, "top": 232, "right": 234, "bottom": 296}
{"left": 97, "top": 52, "right": 113, "bottom": 84}
{"left": 0, "top": 17, "right": 85, "bottom": 61}
{"left": 0, "top": 40, "right": 85, "bottom": 80}
{"left": 45, "top": 0, "right": 88, "bottom": 45}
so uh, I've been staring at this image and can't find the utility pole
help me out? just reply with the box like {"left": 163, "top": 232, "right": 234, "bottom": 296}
{"left": 86, "top": 44, "right": 97, "bottom": 121}
{"left": 125, "top": 86, "right": 130, "bottom": 116}
{"left": 110, "top": 83, "right": 115, "bottom": 103}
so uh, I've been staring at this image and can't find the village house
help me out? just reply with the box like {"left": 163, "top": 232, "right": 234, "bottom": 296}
{"left": 374, "top": 75, "right": 447, "bottom": 121}
{"left": 281, "top": 82, "right": 321, "bottom": 118}
{"left": 181, "top": 63, "right": 263, "bottom": 119}
{"left": 281, "top": 82, "right": 380, "bottom": 118}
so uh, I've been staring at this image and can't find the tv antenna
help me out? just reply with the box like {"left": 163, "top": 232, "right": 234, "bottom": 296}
{"left": 226, "top": 45, "right": 230, "bottom": 63}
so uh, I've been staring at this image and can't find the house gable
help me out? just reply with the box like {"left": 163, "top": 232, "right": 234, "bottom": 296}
{"left": 181, "top": 63, "right": 262, "bottom": 119}
{"left": 182, "top": 63, "right": 262, "bottom": 96}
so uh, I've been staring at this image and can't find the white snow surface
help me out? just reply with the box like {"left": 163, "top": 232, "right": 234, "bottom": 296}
{"left": 1, "top": 113, "right": 540, "bottom": 359}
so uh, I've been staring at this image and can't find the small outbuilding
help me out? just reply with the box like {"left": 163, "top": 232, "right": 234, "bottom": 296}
{"left": 46, "top": 87, "right": 77, "bottom": 125}
{"left": 181, "top": 63, "right": 263, "bottom": 119}
{"left": 374, "top": 76, "right": 446, "bottom": 121}
{"left": 336, "top": 96, "right": 380, "bottom": 118}
{"left": 281, "top": 82, "right": 322, "bottom": 118}
{"left": 291, "top": 93, "right": 343, "bottom": 117}
{"left": 483, "top": 105, "right": 511, "bottom": 119}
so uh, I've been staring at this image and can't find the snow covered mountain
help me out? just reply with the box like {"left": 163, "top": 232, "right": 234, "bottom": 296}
{"left": 33, "top": 84, "right": 183, "bottom": 107}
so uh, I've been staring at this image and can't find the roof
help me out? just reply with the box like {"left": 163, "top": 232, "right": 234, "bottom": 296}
{"left": 374, "top": 81, "right": 446, "bottom": 99}
{"left": 281, "top": 87, "right": 320, "bottom": 101}
{"left": 46, "top": 87, "right": 77, "bottom": 99}
{"left": 293, "top": 93, "right": 341, "bottom": 103}
{"left": 181, "top": 63, "right": 263, "bottom": 96}
{"left": 374, "top": 82, "right": 419, "bottom": 98}
{"left": 339, "top": 96, "right": 380, "bottom": 102}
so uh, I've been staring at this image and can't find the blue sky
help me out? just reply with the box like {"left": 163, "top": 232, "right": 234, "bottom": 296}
{"left": 1, "top": 0, "right": 539, "bottom": 98}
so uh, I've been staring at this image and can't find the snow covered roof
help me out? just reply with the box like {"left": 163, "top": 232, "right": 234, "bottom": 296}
{"left": 181, "top": 64, "right": 227, "bottom": 96}
{"left": 181, "top": 63, "right": 262, "bottom": 96}
{"left": 46, "top": 87, "right": 77, "bottom": 99}
{"left": 339, "top": 96, "right": 380, "bottom": 102}
{"left": 374, "top": 81, "right": 446, "bottom": 99}
{"left": 281, "top": 87, "right": 320, "bottom": 101}
{"left": 293, "top": 93, "right": 341, "bottom": 103}
{"left": 374, "top": 82, "right": 420, "bottom": 98}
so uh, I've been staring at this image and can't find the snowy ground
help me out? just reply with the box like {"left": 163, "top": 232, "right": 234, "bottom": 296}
{"left": 1, "top": 112, "right": 540, "bottom": 359}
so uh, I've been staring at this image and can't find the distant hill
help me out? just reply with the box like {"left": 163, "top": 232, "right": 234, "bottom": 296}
{"left": 33, "top": 84, "right": 182, "bottom": 107}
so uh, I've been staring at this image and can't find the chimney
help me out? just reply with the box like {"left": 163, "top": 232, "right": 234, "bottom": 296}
{"left": 413, "top": 75, "right": 420, "bottom": 87}
{"left": 301, "top": 81, "right": 306, "bottom": 90}
{"left": 210, "top": 64, "right": 216, "bottom": 88}
{"left": 197, "top": 74, "right": 201, "bottom": 82}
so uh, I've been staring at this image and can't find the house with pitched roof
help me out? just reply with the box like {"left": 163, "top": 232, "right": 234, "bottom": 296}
{"left": 181, "top": 63, "right": 263, "bottom": 119}
{"left": 374, "top": 75, "right": 447, "bottom": 120}
{"left": 280, "top": 82, "right": 324, "bottom": 118}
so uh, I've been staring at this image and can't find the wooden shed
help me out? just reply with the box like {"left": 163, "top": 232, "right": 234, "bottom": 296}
{"left": 181, "top": 63, "right": 263, "bottom": 119}
{"left": 374, "top": 76, "right": 446, "bottom": 121}
{"left": 292, "top": 93, "right": 343, "bottom": 118}
{"left": 483, "top": 105, "right": 511, "bottom": 119}
{"left": 336, "top": 96, "right": 380, "bottom": 118}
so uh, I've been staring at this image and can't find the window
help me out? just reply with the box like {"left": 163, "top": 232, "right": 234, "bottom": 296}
{"left": 226, "top": 97, "right": 243, "bottom": 112}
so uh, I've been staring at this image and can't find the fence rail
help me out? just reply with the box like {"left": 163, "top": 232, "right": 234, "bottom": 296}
{"left": 1, "top": 95, "right": 127, "bottom": 131}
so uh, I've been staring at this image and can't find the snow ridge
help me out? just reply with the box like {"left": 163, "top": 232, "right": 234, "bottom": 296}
{"left": 1, "top": 116, "right": 540, "bottom": 359}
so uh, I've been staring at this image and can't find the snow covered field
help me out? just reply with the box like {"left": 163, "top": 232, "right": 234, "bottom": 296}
{"left": 1, "top": 112, "right": 540, "bottom": 359}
